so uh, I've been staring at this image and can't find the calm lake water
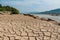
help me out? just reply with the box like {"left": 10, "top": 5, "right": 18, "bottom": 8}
{"left": 32, "top": 14, "right": 60, "bottom": 22}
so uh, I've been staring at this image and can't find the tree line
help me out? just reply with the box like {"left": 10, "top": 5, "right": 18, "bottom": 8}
{"left": 0, "top": 4, "right": 19, "bottom": 14}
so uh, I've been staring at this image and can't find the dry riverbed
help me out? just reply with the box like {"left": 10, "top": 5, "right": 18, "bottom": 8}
{"left": 0, "top": 14, "right": 60, "bottom": 40}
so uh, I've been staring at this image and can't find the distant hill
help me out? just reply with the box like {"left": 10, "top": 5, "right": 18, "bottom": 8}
{"left": 29, "top": 9, "right": 60, "bottom": 15}
{"left": 40, "top": 9, "right": 60, "bottom": 14}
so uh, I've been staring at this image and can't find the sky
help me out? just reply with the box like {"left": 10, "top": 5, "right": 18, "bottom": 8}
{"left": 0, "top": 0, "right": 60, "bottom": 13}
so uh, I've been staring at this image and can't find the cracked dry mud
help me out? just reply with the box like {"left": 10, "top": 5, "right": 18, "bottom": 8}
{"left": 0, "top": 15, "right": 60, "bottom": 40}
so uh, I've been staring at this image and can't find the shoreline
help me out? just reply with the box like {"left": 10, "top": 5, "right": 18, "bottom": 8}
{"left": 23, "top": 14, "right": 60, "bottom": 26}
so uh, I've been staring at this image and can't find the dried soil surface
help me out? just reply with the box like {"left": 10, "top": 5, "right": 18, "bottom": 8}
{"left": 0, "top": 15, "right": 60, "bottom": 40}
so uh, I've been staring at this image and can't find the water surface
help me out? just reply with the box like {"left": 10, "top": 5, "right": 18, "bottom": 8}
{"left": 32, "top": 14, "right": 60, "bottom": 22}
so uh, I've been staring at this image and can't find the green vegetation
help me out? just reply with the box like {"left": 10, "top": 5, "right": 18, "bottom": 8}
{"left": 0, "top": 4, "right": 19, "bottom": 14}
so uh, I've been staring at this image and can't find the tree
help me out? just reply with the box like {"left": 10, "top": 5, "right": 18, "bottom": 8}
{"left": 11, "top": 7, "right": 19, "bottom": 14}
{"left": 0, "top": 4, "right": 2, "bottom": 8}
{"left": 0, "top": 4, "right": 3, "bottom": 11}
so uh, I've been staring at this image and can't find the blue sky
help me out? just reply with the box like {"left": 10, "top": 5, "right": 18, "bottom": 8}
{"left": 0, "top": 0, "right": 60, "bottom": 13}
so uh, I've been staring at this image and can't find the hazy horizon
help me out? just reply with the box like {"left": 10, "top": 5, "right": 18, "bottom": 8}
{"left": 0, "top": 0, "right": 60, "bottom": 13}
